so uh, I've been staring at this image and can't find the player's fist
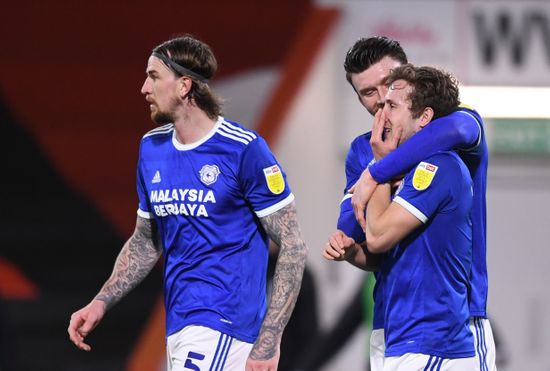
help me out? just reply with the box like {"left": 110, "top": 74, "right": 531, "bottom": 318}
{"left": 323, "top": 230, "right": 356, "bottom": 261}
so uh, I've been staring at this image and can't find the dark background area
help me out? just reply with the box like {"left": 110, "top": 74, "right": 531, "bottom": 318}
{"left": 0, "top": 1, "right": 311, "bottom": 369}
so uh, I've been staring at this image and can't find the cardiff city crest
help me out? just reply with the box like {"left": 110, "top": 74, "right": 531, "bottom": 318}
{"left": 199, "top": 164, "right": 220, "bottom": 186}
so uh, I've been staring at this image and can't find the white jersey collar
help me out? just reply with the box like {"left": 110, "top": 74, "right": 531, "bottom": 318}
{"left": 172, "top": 116, "right": 223, "bottom": 151}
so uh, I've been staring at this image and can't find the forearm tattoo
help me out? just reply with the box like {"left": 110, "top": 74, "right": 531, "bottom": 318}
{"left": 251, "top": 201, "right": 308, "bottom": 360}
{"left": 95, "top": 216, "right": 162, "bottom": 310}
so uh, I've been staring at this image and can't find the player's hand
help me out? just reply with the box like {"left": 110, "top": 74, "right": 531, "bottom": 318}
{"left": 245, "top": 351, "right": 280, "bottom": 371}
{"left": 350, "top": 169, "right": 377, "bottom": 230}
{"left": 370, "top": 109, "right": 401, "bottom": 160}
{"left": 68, "top": 299, "right": 106, "bottom": 351}
{"left": 323, "top": 230, "right": 356, "bottom": 261}
{"left": 390, "top": 177, "right": 404, "bottom": 190}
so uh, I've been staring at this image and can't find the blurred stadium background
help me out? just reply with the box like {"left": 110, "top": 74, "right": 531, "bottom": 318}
{"left": 1, "top": 0, "right": 549, "bottom": 370}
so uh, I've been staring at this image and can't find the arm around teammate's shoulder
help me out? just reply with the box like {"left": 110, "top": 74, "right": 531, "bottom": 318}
{"left": 368, "top": 109, "right": 481, "bottom": 185}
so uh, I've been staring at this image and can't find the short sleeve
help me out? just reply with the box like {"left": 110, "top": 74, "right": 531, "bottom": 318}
{"left": 393, "top": 153, "right": 461, "bottom": 223}
{"left": 344, "top": 134, "right": 374, "bottom": 193}
{"left": 136, "top": 152, "right": 153, "bottom": 219}
{"left": 337, "top": 199, "right": 365, "bottom": 243}
{"left": 338, "top": 135, "right": 374, "bottom": 241}
{"left": 239, "top": 137, "right": 294, "bottom": 218}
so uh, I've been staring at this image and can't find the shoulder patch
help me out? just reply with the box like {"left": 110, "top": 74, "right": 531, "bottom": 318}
{"left": 263, "top": 165, "right": 285, "bottom": 194}
{"left": 412, "top": 162, "right": 438, "bottom": 191}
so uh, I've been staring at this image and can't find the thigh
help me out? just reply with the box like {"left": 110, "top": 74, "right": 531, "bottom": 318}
{"left": 370, "top": 329, "right": 385, "bottom": 371}
{"left": 166, "top": 325, "right": 253, "bottom": 371}
{"left": 384, "top": 353, "right": 476, "bottom": 371}
{"left": 470, "top": 317, "right": 498, "bottom": 371}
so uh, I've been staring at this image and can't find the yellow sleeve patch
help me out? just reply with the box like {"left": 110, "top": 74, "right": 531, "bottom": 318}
{"left": 263, "top": 165, "right": 285, "bottom": 194}
{"left": 412, "top": 162, "right": 439, "bottom": 191}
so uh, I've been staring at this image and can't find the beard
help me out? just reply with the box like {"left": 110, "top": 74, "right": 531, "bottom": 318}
{"left": 151, "top": 110, "right": 175, "bottom": 125}
{"left": 150, "top": 96, "right": 179, "bottom": 125}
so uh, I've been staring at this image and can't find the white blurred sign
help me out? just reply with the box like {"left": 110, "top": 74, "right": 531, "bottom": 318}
{"left": 338, "top": 0, "right": 550, "bottom": 85}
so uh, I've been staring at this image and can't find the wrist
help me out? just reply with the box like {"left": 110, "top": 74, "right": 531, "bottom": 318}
{"left": 93, "top": 296, "right": 111, "bottom": 311}
{"left": 344, "top": 243, "right": 359, "bottom": 261}
{"left": 362, "top": 168, "right": 377, "bottom": 186}
{"left": 367, "top": 163, "right": 381, "bottom": 184}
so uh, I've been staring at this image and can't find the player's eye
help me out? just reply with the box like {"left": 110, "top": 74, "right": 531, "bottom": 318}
{"left": 360, "top": 88, "right": 376, "bottom": 97}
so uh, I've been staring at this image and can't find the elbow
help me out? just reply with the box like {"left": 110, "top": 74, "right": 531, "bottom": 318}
{"left": 455, "top": 124, "right": 477, "bottom": 147}
{"left": 454, "top": 114, "right": 480, "bottom": 146}
{"left": 365, "top": 233, "right": 392, "bottom": 254}
{"left": 282, "top": 240, "right": 308, "bottom": 263}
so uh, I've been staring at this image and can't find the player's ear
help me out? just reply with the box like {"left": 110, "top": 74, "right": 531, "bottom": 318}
{"left": 419, "top": 107, "right": 434, "bottom": 128}
{"left": 177, "top": 77, "right": 192, "bottom": 99}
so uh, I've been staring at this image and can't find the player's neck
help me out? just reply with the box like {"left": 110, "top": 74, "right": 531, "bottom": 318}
{"left": 172, "top": 104, "right": 216, "bottom": 145}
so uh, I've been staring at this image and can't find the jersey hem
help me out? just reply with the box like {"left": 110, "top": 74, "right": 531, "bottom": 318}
{"left": 469, "top": 311, "right": 488, "bottom": 318}
{"left": 167, "top": 319, "right": 256, "bottom": 344}
{"left": 385, "top": 348, "right": 475, "bottom": 359}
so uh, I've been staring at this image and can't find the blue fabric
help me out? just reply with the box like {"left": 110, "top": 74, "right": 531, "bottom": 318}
{"left": 369, "top": 107, "right": 489, "bottom": 318}
{"left": 136, "top": 117, "right": 293, "bottom": 342}
{"left": 368, "top": 109, "right": 479, "bottom": 184}
{"left": 383, "top": 151, "right": 474, "bottom": 358}
{"left": 337, "top": 132, "right": 385, "bottom": 330}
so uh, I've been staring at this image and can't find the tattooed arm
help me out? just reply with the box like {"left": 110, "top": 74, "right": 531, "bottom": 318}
{"left": 246, "top": 201, "right": 308, "bottom": 371}
{"left": 68, "top": 215, "right": 162, "bottom": 351}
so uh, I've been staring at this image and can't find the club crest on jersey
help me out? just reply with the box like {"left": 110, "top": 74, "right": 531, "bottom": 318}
{"left": 263, "top": 165, "right": 285, "bottom": 195}
{"left": 199, "top": 164, "right": 220, "bottom": 186}
{"left": 412, "top": 162, "right": 438, "bottom": 191}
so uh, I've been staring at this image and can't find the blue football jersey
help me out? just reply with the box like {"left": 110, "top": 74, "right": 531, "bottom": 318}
{"left": 136, "top": 117, "right": 294, "bottom": 342}
{"left": 383, "top": 151, "right": 474, "bottom": 358}
{"left": 369, "top": 107, "right": 489, "bottom": 318}
{"left": 337, "top": 132, "right": 385, "bottom": 330}
{"left": 455, "top": 108, "right": 489, "bottom": 318}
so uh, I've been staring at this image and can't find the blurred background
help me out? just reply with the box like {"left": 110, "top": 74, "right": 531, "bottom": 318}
{"left": 1, "top": 0, "right": 549, "bottom": 370}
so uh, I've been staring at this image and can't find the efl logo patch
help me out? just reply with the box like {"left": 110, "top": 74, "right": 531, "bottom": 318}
{"left": 412, "top": 162, "right": 438, "bottom": 191}
{"left": 199, "top": 164, "right": 220, "bottom": 185}
{"left": 263, "top": 165, "right": 285, "bottom": 194}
